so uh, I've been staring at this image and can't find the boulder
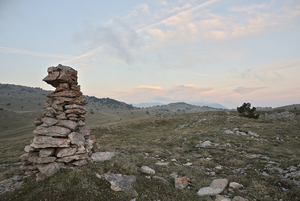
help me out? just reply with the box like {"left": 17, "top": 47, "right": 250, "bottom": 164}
{"left": 197, "top": 179, "right": 228, "bottom": 196}
{"left": 91, "top": 152, "right": 115, "bottom": 162}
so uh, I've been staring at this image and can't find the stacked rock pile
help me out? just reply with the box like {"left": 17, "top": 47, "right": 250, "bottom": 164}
{"left": 20, "top": 64, "right": 100, "bottom": 181}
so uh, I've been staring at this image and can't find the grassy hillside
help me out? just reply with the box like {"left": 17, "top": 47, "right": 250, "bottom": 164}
{"left": 1, "top": 83, "right": 300, "bottom": 200}
{"left": 1, "top": 110, "right": 300, "bottom": 200}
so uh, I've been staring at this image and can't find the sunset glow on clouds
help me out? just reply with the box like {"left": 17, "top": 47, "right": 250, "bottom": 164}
{"left": 0, "top": 0, "right": 299, "bottom": 108}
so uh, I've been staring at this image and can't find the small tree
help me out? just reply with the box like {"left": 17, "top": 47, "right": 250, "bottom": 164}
{"left": 237, "top": 102, "right": 259, "bottom": 119}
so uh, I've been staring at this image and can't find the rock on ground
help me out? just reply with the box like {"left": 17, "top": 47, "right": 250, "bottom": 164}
{"left": 91, "top": 152, "right": 115, "bottom": 162}
{"left": 140, "top": 166, "right": 155, "bottom": 174}
{"left": 175, "top": 177, "right": 188, "bottom": 189}
{"left": 197, "top": 179, "right": 228, "bottom": 196}
{"left": 232, "top": 196, "right": 249, "bottom": 201}
{"left": 104, "top": 173, "right": 136, "bottom": 192}
{"left": 0, "top": 175, "right": 24, "bottom": 196}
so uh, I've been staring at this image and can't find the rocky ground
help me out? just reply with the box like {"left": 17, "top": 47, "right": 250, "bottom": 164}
{"left": 0, "top": 110, "right": 300, "bottom": 200}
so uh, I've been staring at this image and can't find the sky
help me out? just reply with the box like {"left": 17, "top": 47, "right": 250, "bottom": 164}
{"left": 0, "top": 0, "right": 300, "bottom": 109}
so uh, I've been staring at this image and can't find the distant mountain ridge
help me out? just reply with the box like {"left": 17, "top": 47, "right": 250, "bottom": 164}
{"left": 132, "top": 101, "right": 227, "bottom": 110}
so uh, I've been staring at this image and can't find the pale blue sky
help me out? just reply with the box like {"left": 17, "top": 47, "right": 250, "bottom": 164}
{"left": 1, "top": 0, "right": 299, "bottom": 108}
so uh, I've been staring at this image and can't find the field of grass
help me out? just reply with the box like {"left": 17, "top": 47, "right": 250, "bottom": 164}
{"left": 1, "top": 108, "right": 300, "bottom": 200}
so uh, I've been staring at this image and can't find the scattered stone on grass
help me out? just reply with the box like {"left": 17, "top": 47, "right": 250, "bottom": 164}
{"left": 215, "top": 195, "right": 231, "bottom": 201}
{"left": 91, "top": 152, "right": 115, "bottom": 162}
{"left": 153, "top": 176, "right": 170, "bottom": 184}
{"left": 229, "top": 182, "right": 244, "bottom": 189}
{"left": 197, "top": 179, "right": 228, "bottom": 196}
{"left": 0, "top": 175, "right": 24, "bottom": 196}
{"left": 175, "top": 177, "right": 188, "bottom": 189}
{"left": 140, "top": 166, "right": 155, "bottom": 174}
{"left": 155, "top": 162, "right": 169, "bottom": 166}
{"left": 232, "top": 196, "right": 249, "bottom": 201}
{"left": 104, "top": 173, "right": 137, "bottom": 193}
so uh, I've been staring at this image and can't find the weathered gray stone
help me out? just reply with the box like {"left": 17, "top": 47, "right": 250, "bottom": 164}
{"left": 33, "top": 126, "right": 71, "bottom": 137}
{"left": 0, "top": 175, "right": 24, "bottom": 196}
{"left": 55, "top": 147, "right": 77, "bottom": 157}
{"left": 104, "top": 173, "right": 136, "bottom": 192}
{"left": 72, "top": 159, "right": 88, "bottom": 166}
{"left": 78, "top": 125, "right": 90, "bottom": 136}
{"left": 24, "top": 145, "right": 35, "bottom": 152}
{"left": 229, "top": 182, "right": 244, "bottom": 189}
{"left": 65, "top": 104, "right": 84, "bottom": 110}
{"left": 175, "top": 177, "right": 188, "bottom": 189}
{"left": 140, "top": 166, "right": 155, "bottom": 174}
{"left": 37, "top": 162, "right": 65, "bottom": 177}
{"left": 21, "top": 152, "right": 39, "bottom": 161}
{"left": 68, "top": 132, "right": 85, "bottom": 146}
{"left": 197, "top": 179, "right": 228, "bottom": 196}
{"left": 39, "top": 148, "right": 55, "bottom": 157}
{"left": 56, "top": 153, "right": 88, "bottom": 163}
{"left": 20, "top": 164, "right": 38, "bottom": 171}
{"left": 56, "top": 120, "right": 77, "bottom": 130}
{"left": 56, "top": 113, "right": 67, "bottom": 120}
{"left": 91, "top": 152, "right": 115, "bottom": 162}
{"left": 232, "top": 196, "right": 248, "bottom": 201}
{"left": 224, "top": 130, "right": 234, "bottom": 134}
{"left": 78, "top": 120, "right": 85, "bottom": 126}
{"left": 153, "top": 176, "right": 170, "bottom": 184}
{"left": 31, "top": 136, "right": 70, "bottom": 148}
{"left": 41, "top": 117, "right": 59, "bottom": 126}
{"left": 248, "top": 131, "right": 259, "bottom": 137}
{"left": 215, "top": 195, "right": 231, "bottom": 201}
{"left": 155, "top": 162, "right": 169, "bottom": 166}
{"left": 51, "top": 102, "right": 64, "bottom": 111}
{"left": 28, "top": 156, "right": 56, "bottom": 164}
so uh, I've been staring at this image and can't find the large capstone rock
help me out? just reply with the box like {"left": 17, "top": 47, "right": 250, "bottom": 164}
{"left": 31, "top": 136, "right": 70, "bottom": 148}
{"left": 91, "top": 152, "right": 115, "bottom": 162}
{"left": 43, "top": 64, "right": 78, "bottom": 87}
{"left": 33, "top": 126, "right": 71, "bottom": 137}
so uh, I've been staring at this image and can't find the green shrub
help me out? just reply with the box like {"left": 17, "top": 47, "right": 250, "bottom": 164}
{"left": 237, "top": 102, "right": 259, "bottom": 119}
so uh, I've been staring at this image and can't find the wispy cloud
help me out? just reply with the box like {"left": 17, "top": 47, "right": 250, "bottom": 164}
{"left": 0, "top": 46, "right": 74, "bottom": 59}
{"left": 234, "top": 86, "right": 267, "bottom": 95}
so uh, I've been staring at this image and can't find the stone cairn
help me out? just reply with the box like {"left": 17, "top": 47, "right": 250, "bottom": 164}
{"left": 20, "top": 64, "right": 100, "bottom": 181}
